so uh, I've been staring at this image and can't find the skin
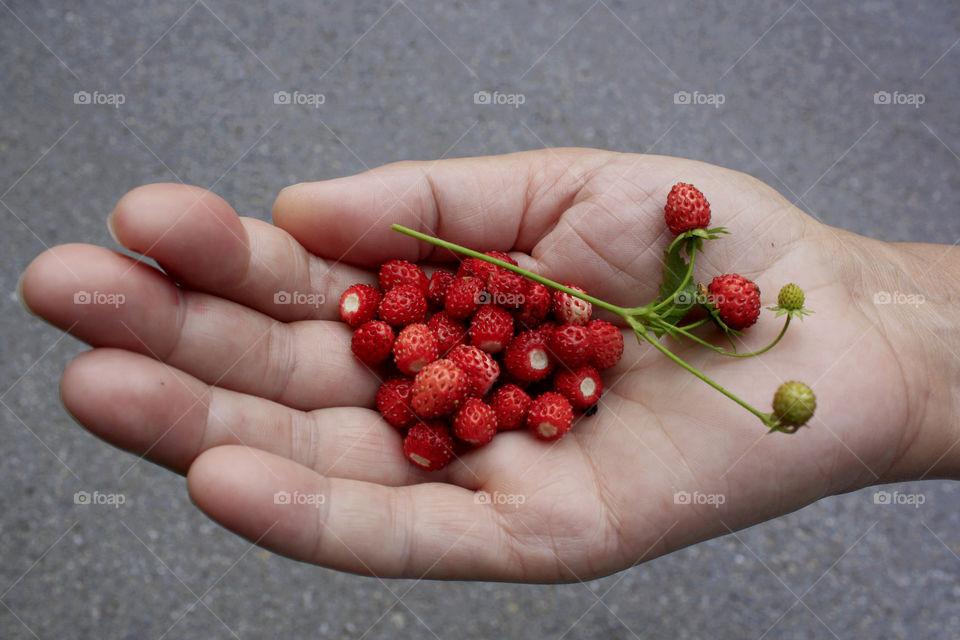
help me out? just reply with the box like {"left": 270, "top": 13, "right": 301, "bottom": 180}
{"left": 18, "top": 149, "right": 960, "bottom": 582}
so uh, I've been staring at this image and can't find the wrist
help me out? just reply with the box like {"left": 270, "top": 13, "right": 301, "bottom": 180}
{"left": 842, "top": 232, "right": 960, "bottom": 481}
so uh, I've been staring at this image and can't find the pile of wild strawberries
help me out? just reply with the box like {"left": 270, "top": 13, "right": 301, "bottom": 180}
{"left": 340, "top": 256, "right": 624, "bottom": 471}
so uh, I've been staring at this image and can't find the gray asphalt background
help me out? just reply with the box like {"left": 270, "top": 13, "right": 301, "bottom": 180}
{"left": 2, "top": 1, "right": 959, "bottom": 638}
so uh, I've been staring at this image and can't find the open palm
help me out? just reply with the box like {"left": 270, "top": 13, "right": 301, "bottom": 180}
{"left": 21, "top": 149, "right": 912, "bottom": 581}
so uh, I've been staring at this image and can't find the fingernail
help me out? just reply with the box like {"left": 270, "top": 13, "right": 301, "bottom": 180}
{"left": 106, "top": 208, "right": 120, "bottom": 245}
{"left": 16, "top": 270, "right": 36, "bottom": 316}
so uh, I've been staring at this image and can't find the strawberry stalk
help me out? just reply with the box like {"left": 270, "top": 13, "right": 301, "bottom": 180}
{"left": 391, "top": 223, "right": 800, "bottom": 431}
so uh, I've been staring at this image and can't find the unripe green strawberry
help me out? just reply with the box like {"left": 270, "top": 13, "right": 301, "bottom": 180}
{"left": 777, "top": 283, "right": 805, "bottom": 311}
{"left": 772, "top": 381, "right": 816, "bottom": 427}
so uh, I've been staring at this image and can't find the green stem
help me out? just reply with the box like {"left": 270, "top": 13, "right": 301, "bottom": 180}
{"left": 392, "top": 224, "right": 630, "bottom": 317}
{"left": 676, "top": 317, "right": 710, "bottom": 331}
{"left": 628, "top": 317, "right": 777, "bottom": 427}
{"left": 656, "top": 316, "right": 792, "bottom": 358}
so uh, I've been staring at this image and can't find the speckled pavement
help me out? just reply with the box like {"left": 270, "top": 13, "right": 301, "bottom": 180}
{"left": 2, "top": 2, "right": 958, "bottom": 638}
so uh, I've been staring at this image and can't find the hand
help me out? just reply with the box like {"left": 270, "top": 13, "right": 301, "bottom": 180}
{"left": 20, "top": 149, "right": 958, "bottom": 581}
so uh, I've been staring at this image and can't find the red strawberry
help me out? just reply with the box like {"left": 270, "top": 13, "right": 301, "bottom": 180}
{"left": 403, "top": 420, "right": 455, "bottom": 470}
{"left": 427, "top": 311, "right": 467, "bottom": 355}
{"left": 426, "top": 270, "right": 456, "bottom": 307}
{"left": 379, "top": 259, "right": 428, "bottom": 294}
{"left": 537, "top": 321, "right": 559, "bottom": 340}
{"left": 504, "top": 330, "right": 554, "bottom": 382}
{"left": 707, "top": 274, "right": 761, "bottom": 330}
{"left": 444, "top": 276, "right": 485, "bottom": 320}
{"left": 554, "top": 366, "right": 603, "bottom": 411}
{"left": 339, "top": 284, "right": 381, "bottom": 328}
{"left": 456, "top": 257, "right": 479, "bottom": 278}
{"left": 468, "top": 251, "right": 518, "bottom": 281}
{"left": 513, "top": 281, "right": 551, "bottom": 328}
{"left": 350, "top": 320, "right": 395, "bottom": 365}
{"left": 378, "top": 284, "right": 427, "bottom": 326}
{"left": 552, "top": 285, "right": 592, "bottom": 326}
{"left": 587, "top": 319, "right": 624, "bottom": 370}
{"left": 410, "top": 359, "right": 470, "bottom": 418}
{"left": 447, "top": 344, "right": 500, "bottom": 397}
{"left": 452, "top": 398, "right": 498, "bottom": 446}
{"left": 469, "top": 305, "right": 514, "bottom": 353}
{"left": 392, "top": 323, "right": 439, "bottom": 375}
{"left": 526, "top": 392, "right": 574, "bottom": 441}
{"left": 664, "top": 182, "right": 711, "bottom": 235}
{"left": 485, "top": 270, "right": 526, "bottom": 308}
{"left": 489, "top": 384, "right": 532, "bottom": 430}
{"left": 548, "top": 324, "right": 594, "bottom": 368}
{"left": 376, "top": 376, "right": 416, "bottom": 429}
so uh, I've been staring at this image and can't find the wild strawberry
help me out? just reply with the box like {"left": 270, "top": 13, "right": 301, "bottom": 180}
{"left": 469, "top": 251, "right": 518, "bottom": 281}
{"left": 456, "top": 257, "right": 479, "bottom": 278}
{"left": 776, "top": 283, "right": 804, "bottom": 311}
{"left": 452, "top": 398, "right": 498, "bottom": 446}
{"left": 526, "top": 392, "right": 574, "bottom": 441}
{"left": 447, "top": 344, "right": 500, "bottom": 397}
{"left": 350, "top": 320, "right": 395, "bottom": 365}
{"left": 664, "top": 182, "right": 711, "bottom": 235}
{"left": 426, "top": 270, "right": 456, "bottom": 307}
{"left": 376, "top": 376, "right": 416, "bottom": 430}
{"left": 489, "top": 384, "right": 532, "bottom": 431}
{"left": 707, "top": 274, "right": 761, "bottom": 330}
{"left": 378, "top": 284, "right": 427, "bottom": 326}
{"left": 554, "top": 366, "right": 603, "bottom": 411}
{"left": 513, "top": 281, "right": 551, "bottom": 328}
{"left": 537, "top": 321, "right": 559, "bottom": 340}
{"left": 392, "top": 323, "right": 439, "bottom": 375}
{"left": 552, "top": 285, "right": 592, "bottom": 326}
{"left": 427, "top": 311, "right": 467, "bottom": 355}
{"left": 485, "top": 270, "right": 526, "bottom": 308}
{"left": 444, "top": 276, "right": 485, "bottom": 320}
{"left": 379, "top": 259, "right": 428, "bottom": 294}
{"left": 403, "top": 420, "right": 455, "bottom": 470}
{"left": 587, "top": 319, "right": 624, "bottom": 370}
{"left": 339, "top": 284, "right": 381, "bottom": 328}
{"left": 772, "top": 381, "right": 816, "bottom": 428}
{"left": 469, "top": 305, "right": 514, "bottom": 353}
{"left": 548, "top": 324, "right": 594, "bottom": 369}
{"left": 504, "top": 330, "right": 554, "bottom": 382}
{"left": 410, "top": 359, "right": 470, "bottom": 418}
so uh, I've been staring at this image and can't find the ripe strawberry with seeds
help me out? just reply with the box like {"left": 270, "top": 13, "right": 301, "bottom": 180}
{"left": 452, "top": 398, "right": 498, "bottom": 446}
{"left": 526, "top": 392, "right": 574, "bottom": 441}
{"left": 376, "top": 376, "right": 416, "bottom": 430}
{"left": 378, "top": 284, "right": 427, "bottom": 326}
{"left": 426, "top": 270, "right": 456, "bottom": 308}
{"left": 403, "top": 420, "right": 455, "bottom": 470}
{"left": 513, "top": 281, "right": 551, "bottom": 328}
{"left": 552, "top": 284, "right": 592, "bottom": 326}
{"left": 554, "top": 366, "right": 603, "bottom": 411}
{"left": 486, "top": 269, "right": 526, "bottom": 308}
{"left": 489, "top": 383, "right": 532, "bottom": 431}
{"left": 664, "top": 182, "right": 711, "bottom": 235}
{"left": 504, "top": 329, "right": 554, "bottom": 382}
{"left": 587, "top": 319, "right": 624, "bottom": 370}
{"left": 444, "top": 276, "right": 485, "bottom": 320}
{"left": 351, "top": 320, "right": 395, "bottom": 365}
{"left": 339, "top": 284, "right": 381, "bottom": 328}
{"left": 707, "top": 274, "right": 761, "bottom": 331}
{"left": 392, "top": 323, "right": 439, "bottom": 375}
{"left": 427, "top": 310, "right": 467, "bottom": 355}
{"left": 548, "top": 324, "right": 594, "bottom": 368}
{"left": 379, "top": 259, "right": 429, "bottom": 294}
{"left": 448, "top": 344, "right": 500, "bottom": 397}
{"left": 469, "top": 305, "right": 514, "bottom": 353}
{"left": 410, "top": 359, "right": 470, "bottom": 418}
